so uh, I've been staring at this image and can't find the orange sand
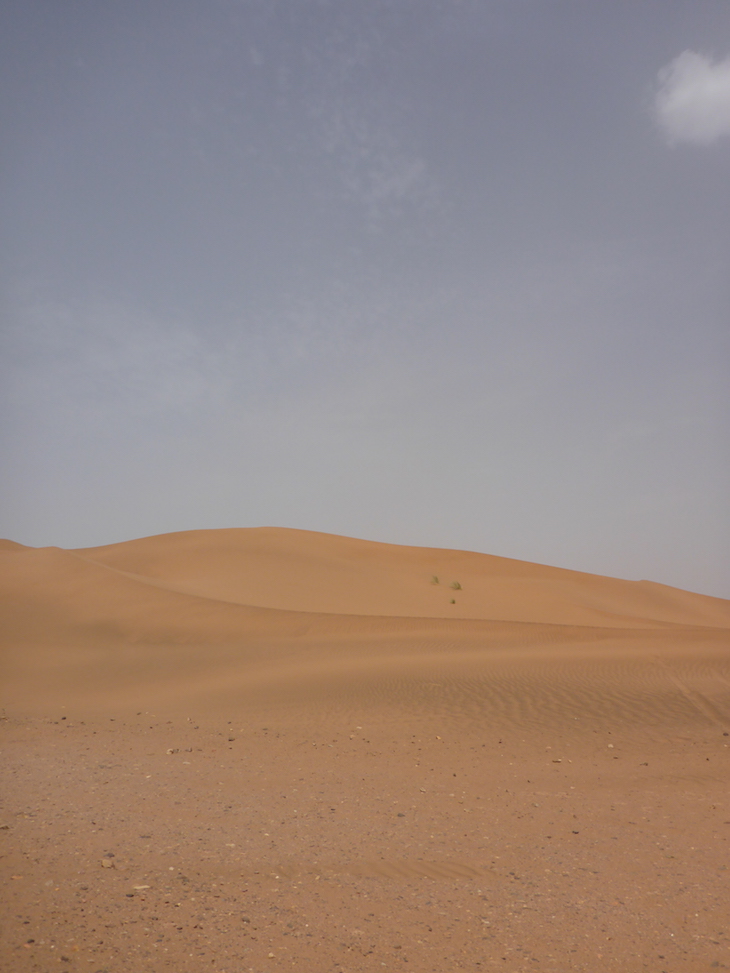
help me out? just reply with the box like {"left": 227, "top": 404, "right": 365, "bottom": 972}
{"left": 1, "top": 528, "right": 729, "bottom": 971}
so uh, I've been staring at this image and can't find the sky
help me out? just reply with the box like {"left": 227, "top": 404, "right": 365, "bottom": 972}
{"left": 1, "top": 0, "right": 729, "bottom": 598}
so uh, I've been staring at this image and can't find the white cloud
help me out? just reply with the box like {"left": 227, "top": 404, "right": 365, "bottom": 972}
{"left": 655, "top": 50, "right": 730, "bottom": 144}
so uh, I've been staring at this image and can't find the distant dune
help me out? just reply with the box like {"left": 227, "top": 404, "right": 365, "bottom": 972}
{"left": 1, "top": 527, "right": 728, "bottom": 716}
{"left": 7, "top": 526, "right": 730, "bottom": 632}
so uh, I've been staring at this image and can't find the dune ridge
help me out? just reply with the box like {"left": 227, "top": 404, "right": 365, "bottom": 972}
{"left": 19, "top": 526, "right": 730, "bottom": 628}
{"left": 1, "top": 527, "right": 728, "bottom": 718}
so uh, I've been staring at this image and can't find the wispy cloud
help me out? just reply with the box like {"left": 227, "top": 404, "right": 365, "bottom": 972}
{"left": 654, "top": 50, "right": 730, "bottom": 144}
{"left": 319, "top": 108, "right": 438, "bottom": 228}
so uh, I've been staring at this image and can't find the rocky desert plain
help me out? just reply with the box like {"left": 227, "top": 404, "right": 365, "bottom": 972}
{"left": 1, "top": 526, "right": 729, "bottom": 973}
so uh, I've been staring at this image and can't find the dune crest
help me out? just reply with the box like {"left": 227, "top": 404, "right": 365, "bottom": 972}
{"left": 1, "top": 528, "right": 729, "bottom": 649}
{"left": 2, "top": 527, "right": 728, "bottom": 718}
{"left": 69, "top": 526, "right": 730, "bottom": 628}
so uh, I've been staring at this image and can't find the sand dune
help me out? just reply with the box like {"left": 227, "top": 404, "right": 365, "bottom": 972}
{"left": 1, "top": 526, "right": 728, "bottom": 717}
{"left": 75, "top": 527, "right": 730, "bottom": 627}
{"left": 2, "top": 528, "right": 730, "bottom": 972}
{"left": 4, "top": 526, "right": 729, "bottom": 638}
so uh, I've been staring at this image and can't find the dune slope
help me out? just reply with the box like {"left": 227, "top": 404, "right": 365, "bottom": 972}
{"left": 1, "top": 527, "right": 728, "bottom": 717}
{"left": 71, "top": 526, "right": 730, "bottom": 628}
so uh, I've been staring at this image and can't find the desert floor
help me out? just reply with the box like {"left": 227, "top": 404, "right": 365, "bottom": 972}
{"left": 1, "top": 528, "right": 729, "bottom": 972}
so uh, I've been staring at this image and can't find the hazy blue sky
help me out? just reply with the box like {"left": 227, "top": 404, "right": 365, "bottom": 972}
{"left": 2, "top": 1, "right": 729, "bottom": 597}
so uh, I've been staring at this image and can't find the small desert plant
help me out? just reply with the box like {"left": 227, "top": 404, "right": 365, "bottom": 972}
{"left": 450, "top": 598, "right": 456, "bottom": 604}
{"left": 431, "top": 576, "right": 440, "bottom": 585}
{"left": 450, "top": 581, "right": 462, "bottom": 590}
